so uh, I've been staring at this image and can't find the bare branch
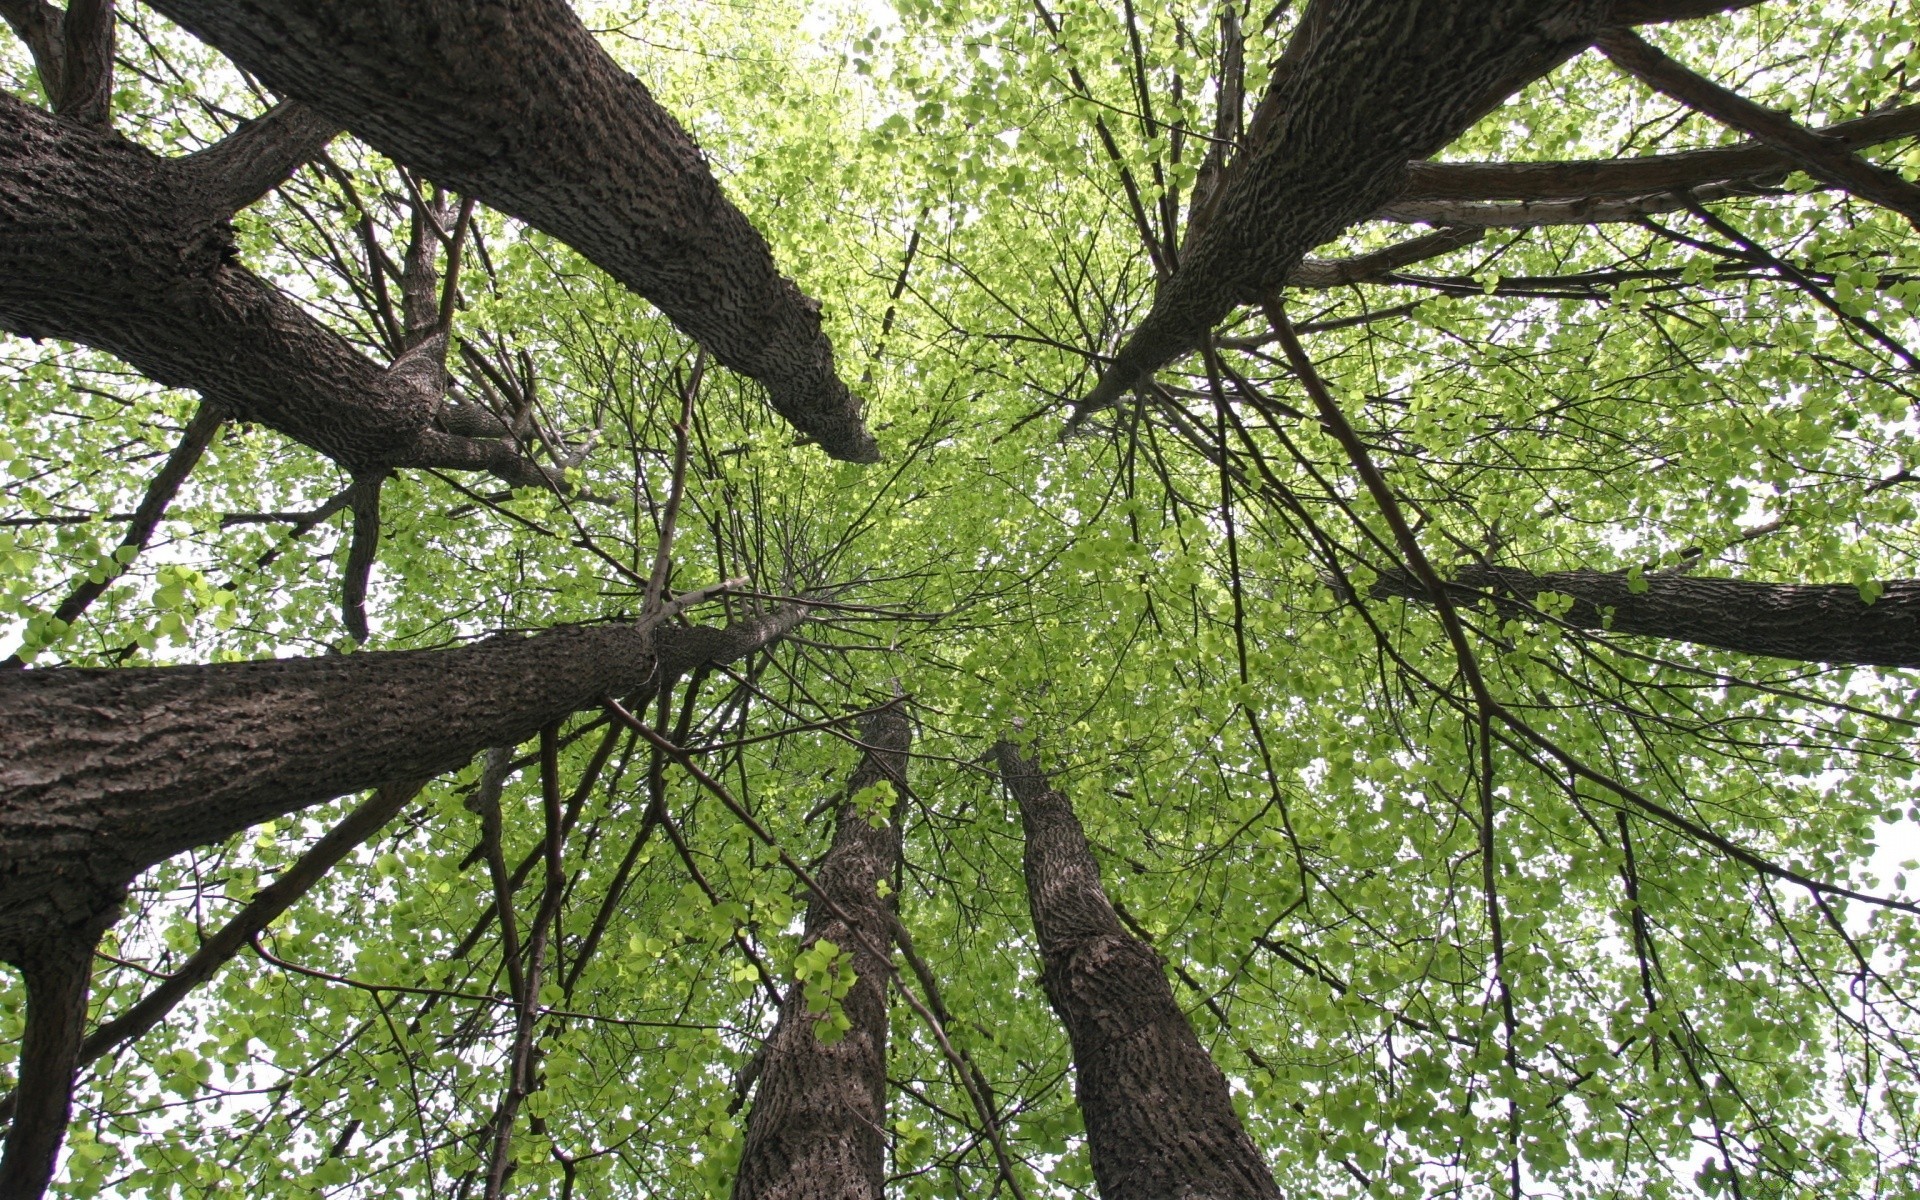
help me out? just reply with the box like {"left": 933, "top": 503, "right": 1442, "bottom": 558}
{"left": 1599, "top": 28, "right": 1920, "bottom": 229}
{"left": 1, "top": 402, "right": 224, "bottom": 670}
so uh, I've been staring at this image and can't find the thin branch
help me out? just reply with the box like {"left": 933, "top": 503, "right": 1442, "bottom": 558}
{"left": 0, "top": 782, "right": 424, "bottom": 1126}
{"left": 2, "top": 401, "right": 224, "bottom": 669}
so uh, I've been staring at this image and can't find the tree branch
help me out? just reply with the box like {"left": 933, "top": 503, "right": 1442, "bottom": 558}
{"left": 340, "top": 471, "right": 386, "bottom": 644}
{"left": 1598, "top": 28, "right": 1920, "bottom": 229}
{"left": 0, "top": 781, "right": 423, "bottom": 1128}
{"left": 1397, "top": 102, "right": 1920, "bottom": 203}
{"left": 176, "top": 100, "right": 342, "bottom": 217}
{"left": 0, "top": 0, "right": 65, "bottom": 99}
{"left": 0, "top": 936, "right": 93, "bottom": 1200}
{"left": 50, "top": 0, "right": 110, "bottom": 127}
{"left": 1, "top": 401, "right": 224, "bottom": 670}
{"left": 146, "top": 0, "right": 876, "bottom": 462}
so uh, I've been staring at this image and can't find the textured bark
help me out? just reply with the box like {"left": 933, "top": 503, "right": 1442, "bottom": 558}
{"left": 0, "top": 603, "right": 801, "bottom": 960}
{"left": 1371, "top": 565, "right": 1920, "bottom": 668}
{"left": 733, "top": 705, "right": 911, "bottom": 1200}
{"left": 996, "top": 744, "right": 1280, "bottom": 1200}
{"left": 1394, "top": 103, "right": 1920, "bottom": 203}
{"left": 1076, "top": 0, "right": 1611, "bottom": 417}
{"left": 1288, "top": 226, "right": 1485, "bottom": 288}
{"left": 0, "top": 92, "right": 566, "bottom": 483}
{"left": 1598, "top": 29, "right": 1920, "bottom": 230}
{"left": 146, "top": 0, "right": 877, "bottom": 463}
{"left": 0, "top": 936, "right": 91, "bottom": 1200}
{"left": 0, "top": 782, "right": 422, "bottom": 1129}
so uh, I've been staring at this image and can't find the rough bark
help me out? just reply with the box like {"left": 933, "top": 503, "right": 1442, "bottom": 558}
{"left": 0, "top": 92, "right": 567, "bottom": 484}
{"left": 733, "top": 704, "right": 912, "bottom": 1200}
{"left": 1597, "top": 29, "right": 1920, "bottom": 230}
{"left": 1075, "top": 0, "right": 1612, "bottom": 419}
{"left": 0, "top": 598, "right": 802, "bottom": 960}
{"left": 995, "top": 744, "right": 1280, "bottom": 1200}
{"left": 1393, "top": 102, "right": 1920, "bottom": 204}
{"left": 0, "top": 782, "right": 422, "bottom": 1130}
{"left": 145, "top": 0, "right": 877, "bottom": 463}
{"left": 0, "top": 936, "right": 91, "bottom": 1200}
{"left": 1371, "top": 565, "right": 1920, "bottom": 668}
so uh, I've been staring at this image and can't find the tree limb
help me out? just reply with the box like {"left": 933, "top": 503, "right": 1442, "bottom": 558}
{"left": 0, "top": 781, "right": 423, "bottom": 1128}
{"left": 1, "top": 402, "right": 225, "bottom": 670}
{"left": 49, "top": 0, "right": 110, "bottom": 127}
{"left": 1072, "top": 0, "right": 1609, "bottom": 424}
{"left": 146, "top": 0, "right": 877, "bottom": 462}
{"left": 0, "top": 936, "right": 93, "bottom": 1200}
{"left": 0, "top": 0, "right": 66, "bottom": 98}
{"left": 177, "top": 100, "right": 343, "bottom": 217}
{"left": 1598, "top": 28, "right": 1920, "bottom": 229}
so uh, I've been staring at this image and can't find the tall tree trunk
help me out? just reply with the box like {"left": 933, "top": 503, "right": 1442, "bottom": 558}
{"left": 994, "top": 744, "right": 1280, "bottom": 1200}
{"left": 0, "top": 92, "right": 557, "bottom": 484}
{"left": 145, "top": 0, "right": 877, "bottom": 463}
{"left": 0, "top": 597, "right": 799, "bottom": 960}
{"left": 733, "top": 704, "right": 912, "bottom": 1200}
{"left": 1076, "top": 0, "right": 1614, "bottom": 417}
{"left": 0, "top": 601, "right": 800, "bottom": 1200}
{"left": 1370, "top": 565, "right": 1920, "bottom": 668}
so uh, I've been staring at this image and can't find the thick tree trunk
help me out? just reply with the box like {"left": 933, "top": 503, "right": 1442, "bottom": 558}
{"left": 733, "top": 704, "right": 911, "bottom": 1200}
{"left": 146, "top": 0, "right": 877, "bottom": 463}
{"left": 1371, "top": 565, "right": 1920, "bottom": 668}
{"left": 995, "top": 744, "right": 1280, "bottom": 1200}
{"left": 0, "top": 598, "right": 800, "bottom": 960}
{"left": 1077, "top": 0, "right": 1612, "bottom": 417}
{"left": 0, "top": 92, "right": 558, "bottom": 482}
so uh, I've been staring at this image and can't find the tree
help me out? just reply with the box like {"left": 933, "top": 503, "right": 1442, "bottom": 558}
{"left": 2, "top": 0, "right": 1918, "bottom": 1197}
{"left": 996, "top": 741, "right": 1280, "bottom": 1200}
{"left": 732, "top": 703, "right": 911, "bottom": 1200}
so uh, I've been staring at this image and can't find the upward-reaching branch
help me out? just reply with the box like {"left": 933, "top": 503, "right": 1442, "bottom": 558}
{"left": 49, "top": 0, "right": 111, "bottom": 127}
{"left": 1072, "top": 0, "right": 1609, "bottom": 423}
{"left": 1597, "top": 28, "right": 1920, "bottom": 230}
{"left": 147, "top": 0, "right": 878, "bottom": 462}
{"left": 0, "top": 0, "right": 66, "bottom": 97}
{"left": 733, "top": 703, "right": 912, "bottom": 1200}
{"left": 995, "top": 741, "right": 1282, "bottom": 1200}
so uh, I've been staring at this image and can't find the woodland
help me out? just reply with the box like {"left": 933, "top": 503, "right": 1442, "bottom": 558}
{"left": 1, "top": 0, "right": 1918, "bottom": 1197}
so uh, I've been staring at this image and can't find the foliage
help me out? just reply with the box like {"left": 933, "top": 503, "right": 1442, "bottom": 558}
{"left": 3, "top": 0, "right": 1920, "bottom": 1197}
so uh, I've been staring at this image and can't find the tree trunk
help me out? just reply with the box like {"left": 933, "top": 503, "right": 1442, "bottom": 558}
{"left": 0, "top": 598, "right": 800, "bottom": 960}
{"left": 733, "top": 704, "right": 911, "bottom": 1200}
{"left": 1077, "top": 0, "right": 1611, "bottom": 417}
{"left": 995, "top": 744, "right": 1280, "bottom": 1200}
{"left": 0, "top": 92, "right": 559, "bottom": 483}
{"left": 145, "top": 0, "right": 877, "bottom": 463}
{"left": 1371, "top": 565, "right": 1920, "bottom": 668}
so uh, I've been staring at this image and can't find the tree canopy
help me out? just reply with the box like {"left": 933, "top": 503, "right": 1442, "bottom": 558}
{"left": 2, "top": 0, "right": 1919, "bottom": 1197}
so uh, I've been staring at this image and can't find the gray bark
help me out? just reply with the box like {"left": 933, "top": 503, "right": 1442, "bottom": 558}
{"left": 1076, "top": 0, "right": 1613, "bottom": 418}
{"left": 0, "top": 92, "right": 559, "bottom": 483}
{"left": 996, "top": 744, "right": 1280, "bottom": 1200}
{"left": 733, "top": 705, "right": 912, "bottom": 1200}
{"left": 1372, "top": 565, "right": 1920, "bottom": 668}
{"left": 145, "top": 0, "right": 877, "bottom": 462}
{"left": 0, "top": 603, "right": 802, "bottom": 960}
